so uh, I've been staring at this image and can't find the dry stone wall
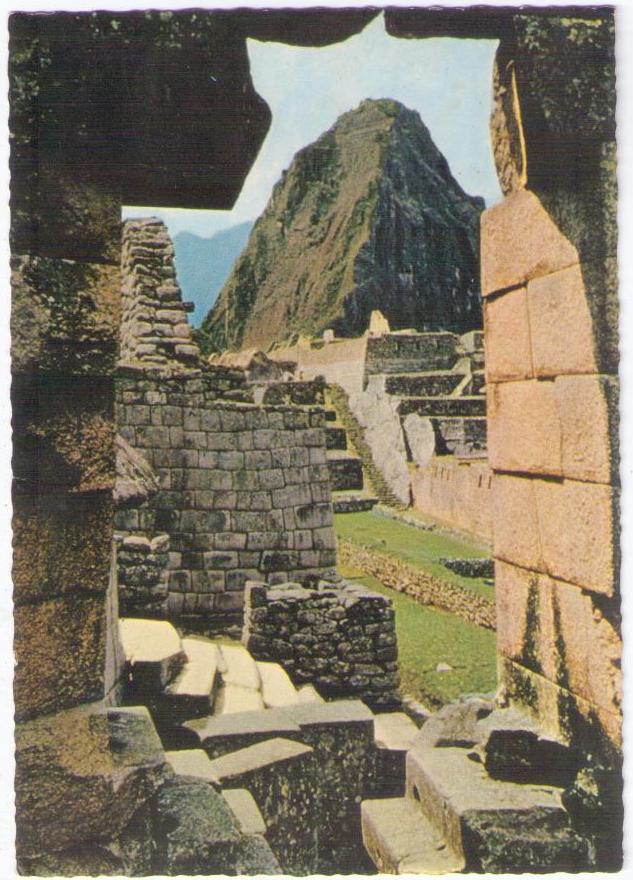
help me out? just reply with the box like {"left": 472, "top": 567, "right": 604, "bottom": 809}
{"left": 116, "top": 375, "right": 337, "bottom": 617}
{"left": 243, "top": 581, "right": 400, "bottom": 708}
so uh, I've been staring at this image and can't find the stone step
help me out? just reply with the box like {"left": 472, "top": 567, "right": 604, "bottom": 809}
{"left": 119, "top": 617, "right": 186, "bottom": 691}
{"left": 361, "top": 797, "right": 465, "bottom": 874}
{"left": 256, "top": 661, "right": 300, "bottom": 709}
{"left": 185, "top": 708, "right": 303, "bottom": 759}
{"left": 325, "top": 425, "right": 348, "bottom": 450}
{"left": 165, "top": 748, "right": 220, "bottom": 785}
{"left": 164, "top": 637, "right": 220, "bottom": 718}
{"left": 373, "top": 712, "right": 419, "bottom": 796}
{"left": 221, "top": 788, "right": 267, "bottom": 836}
{"left": 332, "top": 491, "right": 378, "bottom": 514}
{"left": 327, "top": 452, "right": 364, "bottom": 491}
{"left": 384, "top": 372, "right": 464, "bottom": 398}
{"left": 214, "top": 683, "right": 265, "bottom": 716}
{"left": 405, "top": 743, "right": 588, "bottom": 872}
{"left": 296, "top": 684, "right": 325, "bottom": 704}
{"left": 398, "top": 396, "right": 486, "bottom": 418}
{"left": 219, "top": 643, "right": 261, "bottom": 691}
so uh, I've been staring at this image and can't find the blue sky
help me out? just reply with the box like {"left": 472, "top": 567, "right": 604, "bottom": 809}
{"left": 123, "top": 14, "right": 501, "bottom": 238}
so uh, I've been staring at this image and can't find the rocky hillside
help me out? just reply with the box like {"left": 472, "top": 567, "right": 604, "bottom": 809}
{"left": 201, "top": 99, "right": 484, "bottom": 352}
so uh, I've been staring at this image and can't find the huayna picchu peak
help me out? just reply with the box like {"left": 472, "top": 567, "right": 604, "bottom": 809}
{"left": 201, "top": 98, "right": 485, "bottom": 352}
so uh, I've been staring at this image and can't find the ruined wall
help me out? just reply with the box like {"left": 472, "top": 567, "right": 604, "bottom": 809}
{"left": 268, "top": 336, "right": 368, "bottom": 394}
{"left": 482, "top": 13, "right": 620, "bottom": 758}
{"left": 117, "top": 220, "right": 337, "bottom": 619}
{"left": 243, "top": 581, "right": 399, "bottom": 708}
{"left": 411, "top": 457, "right": 493, "bottom": 543}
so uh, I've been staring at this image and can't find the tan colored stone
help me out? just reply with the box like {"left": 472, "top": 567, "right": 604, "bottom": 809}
{"left": 527, "top": 265, "right": 598, "bottom": 377}
{"left": 14, "top": 593, "right": 108, "bottom": 721}
{"left": 492, "top": 474, "right": 543, "bottom": 571}
{"left": 554, "top": 374, "right": 619, "bottom": 484}
{"left": 15, "top": 705, "right": 169, "bottom": 859}
{"left": 534, "top": 479, "right": 618, "bottom": 595}
{"left": 487, "top": 380, "right": 562, "bottom": 476}
{"left": 484, "top": 286, "right": 533, "bottom": 382}
{"left": 481, "top": 189, "right": 578, "bottom": 296}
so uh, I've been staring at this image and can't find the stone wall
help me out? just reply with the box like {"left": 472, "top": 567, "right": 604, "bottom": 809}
{"left": 243, "top": 581, "right": 399, "bottom": 708}
{"left": 483, "top": 13, "right": 620, "bottom": 760}
{"left": 411, "top": 457, "right": 493, "bottom": 543}
{"left": 116, "top": 373, "right": 337, "bottom": 618}
{"left": 268, "top": 336, "right": 369, "bottom": 394}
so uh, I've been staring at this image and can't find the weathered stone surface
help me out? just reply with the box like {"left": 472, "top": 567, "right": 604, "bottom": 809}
{"left": 554, "top": 373, "right": 619, "bottom": 484}
{"left": 348, "top": 388, "right": 410, "bottom": 505}
{"left": 119, "top": 617, "right": 186, "bottom": 692}
{"left": 483, "top": 287, "right": 533, "bottom": 381}
{"left": 487, "top": 379, "right": 562, "bottom": 476}
{"left": 406, "top": 743, "right": 588, "bottom": 871}
{"left": 115, "top": 434, "right": 159, "bottom": 507}
{"left": 534, "top": 479, "right": 618, "bottom": 594}
{"left": 12, "top": 490, "right": 113, "bottom": 606}
{"left": 15, "top": 706, "right": 170, "bottom": 860}
{"left": 165, "top": 749, "right": 220, "bottom": 786}
{"left": 361, "top": 796, "right": 465, "bottom": 874}
{"left": 492, "top": 474, "right": 543, "bottom": 571}
{"left": 222, "top": 788, "right": 267, "bottom": 836}
{"left": 203, "top": 99, "right": 482, "bottom": 351}
{"left": 526, "top": 264, "right": 598, "bottom": 377}
{"left": 14, "top": 593, "right": 109, "bottom": 721}
{"left": 402, "top": 413, "right": 436, "bottom": 467}
{"left": 481, "top": 189, "right": 578, "bottom": 296}
{"left": 11, "top": 254, "right": 120, "bottom": 376}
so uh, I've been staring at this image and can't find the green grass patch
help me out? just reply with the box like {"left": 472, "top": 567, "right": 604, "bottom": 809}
{"left": 347, "top": 572, "right": 497, "bottom": 708}
{"left": 334, "top": 510, "right": 494, "bottom": 600}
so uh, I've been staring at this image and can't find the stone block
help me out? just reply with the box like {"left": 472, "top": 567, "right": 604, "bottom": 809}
{"left": 527, "top": 265, "right": 598, "bottom": 377}
{"left": 492, "top": 474, "right": 543, "bottom": 571}
{"left": 11, "top": 254, "right": 120, "bottom": 376}
{"left": 13, "top": 490, "right": 113, "bottom": 606}
{"left": 534, "top": 479, "right": 618, "bottom": 594}
{"left": 483, "top": 286, "right": 534, "bottom": 381}
{"left": 14, "top": 593, "right": 109, "bottom": 721}
{"left": 481, "top": 189, "right": 579, "bottom": 296}
{"left": 487, "top": 379, "right": 562, "bottom": 476}
{"left": 15, "top": 705, "right": 170, "bottom": 860}
{"left": 554, "top": 374, "right": 619, "bottom": 484}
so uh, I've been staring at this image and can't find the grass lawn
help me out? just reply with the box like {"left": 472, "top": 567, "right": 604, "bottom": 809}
{"left": 344, "top": 571, "right": 497, "bottom": 708}
{"left": 334, "top": 510, "right": 494, "bottom": 600}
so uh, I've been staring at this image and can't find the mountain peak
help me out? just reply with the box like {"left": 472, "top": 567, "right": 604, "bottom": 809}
{"left": 201, "top": 100, "right": 484, "bottom": 352}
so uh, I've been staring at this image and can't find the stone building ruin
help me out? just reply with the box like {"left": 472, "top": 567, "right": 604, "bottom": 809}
{"left": 10, "top": 6, "right": 621, "bottom": 875}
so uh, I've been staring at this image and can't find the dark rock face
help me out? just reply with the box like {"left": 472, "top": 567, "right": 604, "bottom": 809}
{"left": 202, "top": 98, "right": 484, "bottom": 351}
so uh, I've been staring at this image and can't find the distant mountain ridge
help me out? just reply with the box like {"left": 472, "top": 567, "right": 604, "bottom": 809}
{"left": 201, "top": 98, "right": 484, "bottom": 352}
{"left": 172, "top": 221, "right": 253, "bottom": 325}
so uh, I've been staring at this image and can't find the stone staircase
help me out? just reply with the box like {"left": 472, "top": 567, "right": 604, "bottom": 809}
{"left": 361, "top": 698, "right": 590, "bottom": 874}
{"left": 326, "top": 384, "right": 404, "bottom": 511}
{"left": 118, "top": 617, "right": 422, "bottom": 874}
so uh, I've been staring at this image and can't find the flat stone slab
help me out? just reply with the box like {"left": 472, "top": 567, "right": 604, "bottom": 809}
{"left": 406, "top": 743, "right": 570, "bottom": 862}
{"left": 165, "top": 749, "right": 219, "bottom": 785}
{"left": 361, "top": 797, "right": 465, "bottom": 874}
{"left": 374, "top": 712, "right": 419, "bottom": 753}
{"left": 256, "top": 661, "right": 299, "bottom": 709}
{"left": 119, "top": 618, "right": 185, "bottom": 689}
{"left": 165, "top": 638, "right": 220, "bottom": 714}
{"left": 219, "top": 643, "right": 261, "bottom": 691}
{"left": 209, "top": 737, "right": 314, "bottom": 785}
{"left": 222, "top": 788, "right": 267, "bottom": 835}
{"left": 184, "top": 709, "right": 302, "bottom": 758}
{"left": 214, "top": 684, "right": 265, "bottom": 716}
{"left": 297, "top": 684, "right": 325, "bottom": 704}
{"left": 280, "top": 698, "right": 374, "bottom": 729}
